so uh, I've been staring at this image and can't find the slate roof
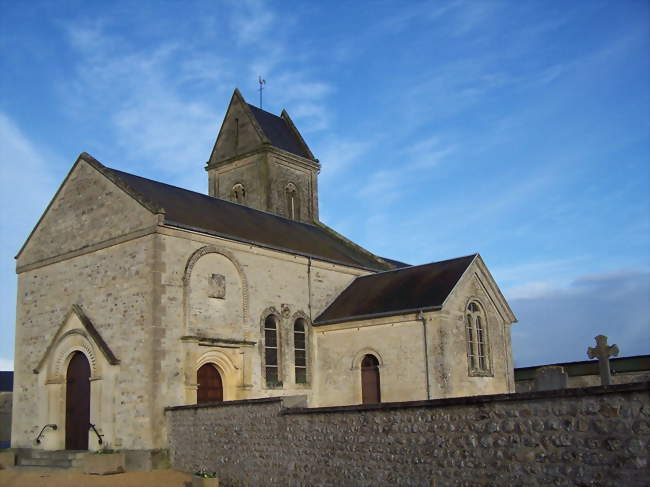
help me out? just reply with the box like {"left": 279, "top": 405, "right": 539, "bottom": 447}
{"left": 99, "top": 162, "right": 390, "bottom": 271}
{"left": 0, "top": 371, "right": 13, "bottom": 391}
{"left": 247, "top": 104, "right": 311, "bottom": 159}
{"left": 379, "top": 256, "right": 411, "bottom": 269}
{"left": 314, "top": 254, "right": 477, "bottom": 325}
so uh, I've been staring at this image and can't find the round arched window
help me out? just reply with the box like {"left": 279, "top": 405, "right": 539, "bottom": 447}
{"left": 231, "top": 183, "right": 246, "bottom": 203}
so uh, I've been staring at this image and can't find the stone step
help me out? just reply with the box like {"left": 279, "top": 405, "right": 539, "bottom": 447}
{"left": 22, "top": 450, "right": 87, "bottom": 460}
{"left": 17, "top": 457, "right": 73, "bottom": 466}
{"left": 11, "top": 465, "right": 77, "bottom": 473}
{"left": 13, "top": 450, "right": 88, "bottom": 471}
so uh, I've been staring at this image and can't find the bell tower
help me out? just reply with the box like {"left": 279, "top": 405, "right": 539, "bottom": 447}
{"left": 206, "top": 89, "right": 321, "bottom": 223}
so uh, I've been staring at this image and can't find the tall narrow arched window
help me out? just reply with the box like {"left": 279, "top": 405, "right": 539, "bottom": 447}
{"left": 466, "top": 301, "right": 490, "bottom": 375}
{"left": 294, "top": 318, "right": 307, "bottom": 384}
{"left": 231, "top": 183, "right": 246, "bottom": 203}
{"left": 264, "top": 315, "right": 280, "bottom": 386}
{"left": 285, "top": 182, "right": 299, "bottom": 220}
{"left": 361, "top": 354, "right": 381, "bottom": 404}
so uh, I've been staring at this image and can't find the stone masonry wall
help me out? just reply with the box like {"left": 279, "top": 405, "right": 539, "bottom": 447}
{"left": 166, "top": 382, "right": 649, "bottom": 487}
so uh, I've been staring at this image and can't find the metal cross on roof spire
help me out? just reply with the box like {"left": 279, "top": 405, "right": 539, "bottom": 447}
{"left": 587, "top": 334, "right": 619, "bottom": 386}
{"left": 258, "top": 76, "right": 266, "bottom": 109}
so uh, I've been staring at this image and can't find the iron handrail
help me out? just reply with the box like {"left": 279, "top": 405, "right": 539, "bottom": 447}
{"left": 35, "top": 424, "right": 57, "bottom": 444}
{"left": 89, "top": 423, "right": 103, "bottom": 445}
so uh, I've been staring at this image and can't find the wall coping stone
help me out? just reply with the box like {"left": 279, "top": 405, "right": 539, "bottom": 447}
{"left": 165, "top": 396, "right": 284, "bottom": 412}
{"left": 164, "top": 381, "right": 649, "bottom": 415}
{"left": 165, "top": 381, "right": 650, "bottom": 414}
{"left": 282, "top": 381, "right": 650, "bottom": 415}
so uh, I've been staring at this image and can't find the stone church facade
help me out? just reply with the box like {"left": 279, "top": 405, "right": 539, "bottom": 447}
{"left": 11, "top": 89, "right": 516, "bottom": 455}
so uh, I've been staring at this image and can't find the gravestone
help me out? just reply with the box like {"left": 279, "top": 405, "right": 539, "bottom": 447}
{"left": 534, "top": 365, "right": 568, "bottom": 391}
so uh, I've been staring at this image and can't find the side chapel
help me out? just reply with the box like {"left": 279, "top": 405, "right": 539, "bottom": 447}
{"left": 12, "top": 89, "right": 516, "bottom": 456}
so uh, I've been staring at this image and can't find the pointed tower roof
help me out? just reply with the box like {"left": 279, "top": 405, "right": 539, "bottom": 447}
{"left": 208, "top": 89, "right": 316, "bottom": 165}
{"left": 246, "top": 103, "right": 314, "bottom": 160}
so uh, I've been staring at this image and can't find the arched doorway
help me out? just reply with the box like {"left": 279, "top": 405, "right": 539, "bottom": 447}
{"left": 197, "top": 364, "right": 223, "bottom": 404}
{"left": 361, "top": 354, "right": 381, "bottom": 404}
{"left": 65, "top": 351, "right": 91, "bottom": 450}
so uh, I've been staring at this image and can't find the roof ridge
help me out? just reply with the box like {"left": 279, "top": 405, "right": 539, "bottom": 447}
{"left": 354, "top": 253, "right": 479, "bottom": 279}
{"left": 313, "top": 221, "right": 392, "bottom": 270}
{"left": 106, "top": 166, "right": 331, "bottom": 229}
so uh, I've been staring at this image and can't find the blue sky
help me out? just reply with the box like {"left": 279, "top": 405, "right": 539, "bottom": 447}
{"left": 0, "top": 0, "right": 648, "bottom": 370}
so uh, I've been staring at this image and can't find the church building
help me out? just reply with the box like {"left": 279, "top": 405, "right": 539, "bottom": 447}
{"left": 11, "top": 89, "right": 516, "bottom": 457}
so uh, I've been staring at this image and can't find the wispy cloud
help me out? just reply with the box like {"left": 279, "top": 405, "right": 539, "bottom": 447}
{"left": 511, "top": 270, "right": 650, "bottom": 366}
{"left": 404, "top": 136, "right": 457, "bottom": 169}
{"left": 359, "top": 168, "right": 403, "bottom": 203}
{"left": 0, "top": 113, "right": 60, "bottom": 245}
{"left": 315, "top": 138, "right": 375, "bottom": 180}
{"left": 59, "top": 6, "right": 333, "bottom": 189}
{"left": 62, "top": 23, "right": 223, "bottom": 190}
{"left": 0, "top": 358, "right": 13, "bottom": 371}
{"left": 227, "top": 0, "right": 275, "bottom": 46}
{"left": 0, "top": 113, "right": 61, "bottom": 366}
{"left": 496, "top": 258, "right": 590, "bottom": 292}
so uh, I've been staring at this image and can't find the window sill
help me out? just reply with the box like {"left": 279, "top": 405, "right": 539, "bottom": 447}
{"left": 468, "top": 369, "right": 493, "bottom": 377}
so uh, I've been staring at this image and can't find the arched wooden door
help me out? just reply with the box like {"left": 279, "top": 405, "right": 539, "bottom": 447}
{"left": 65, "top": 351, "right": 91, "bottom": 450}
{"left": 197, "top": 364, "right": 223, "bottom": 404}
{"left": 361, "top": 354, "right": 381, "bottom": 404}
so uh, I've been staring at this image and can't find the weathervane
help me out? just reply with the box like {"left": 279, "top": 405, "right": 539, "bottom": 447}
{"left": 258, "top": 76, "right": 266, "bottom": 109}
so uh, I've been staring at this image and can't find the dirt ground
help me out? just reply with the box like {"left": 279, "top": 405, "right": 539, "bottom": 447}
{"left": 0, "top": 469, "right": 194, "bottom": 487}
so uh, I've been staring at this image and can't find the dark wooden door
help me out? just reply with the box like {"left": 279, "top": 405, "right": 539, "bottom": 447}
{"left": 197, "top": 364, "right": 223, "bottom": 404}
{"left": 361, "top": 354, "right": 381, "bottom": 404}
{"left": 65, "top": 352, "right": 90, "bottom": 450}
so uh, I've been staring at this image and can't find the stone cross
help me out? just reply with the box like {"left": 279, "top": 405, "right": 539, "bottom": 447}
{"left": 587, "top": 334, "right": 619, "bottom": 386}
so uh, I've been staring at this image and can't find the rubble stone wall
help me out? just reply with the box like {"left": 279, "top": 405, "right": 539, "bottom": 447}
{"left": 166, "top": 382, "right": 649, "bottom": 487}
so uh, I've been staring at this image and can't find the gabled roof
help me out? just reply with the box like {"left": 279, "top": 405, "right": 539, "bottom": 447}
{"left": 0, "top": 371, "right": 13, "bottom": 391}
{"left": 247, "top": 104, "right": 314, "bottom": 160}
{"left": 314, "top": 254, "right": 477, "bottom": 325}
{"left": 83, "top": 155, "right": 389, "bottom": 271}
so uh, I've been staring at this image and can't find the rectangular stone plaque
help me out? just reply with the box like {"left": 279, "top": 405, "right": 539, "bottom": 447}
{"left": 208, "top": 274, "right": 226, "bottom": 299}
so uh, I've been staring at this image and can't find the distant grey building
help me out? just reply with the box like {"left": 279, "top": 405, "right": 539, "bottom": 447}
{"left": 0, "top": 371, "right": 12, "bottom": 449}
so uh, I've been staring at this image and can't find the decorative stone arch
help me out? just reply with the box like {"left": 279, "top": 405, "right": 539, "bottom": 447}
{"left": 195, "top": 349, "right": 239, "bottom": 376}
{"left": 192, "top": 349, "right": 240, "bottom": 402}
{"left": 48, "top": 330, "right": 100, "bottom": 383}
{"left": 182, "top": 245, "right": 249, "bottom": 332}
{"left": 462, "top": 294, "right": 489, "bottom": 315}
{"left": 350, "top": 347, "right": 385, "bottom": 371}
{"left": 290, "top": 310, "right": 310, "bottom": 324}
{"left": 33, "top": 305, "right": 119, "bottom": 451}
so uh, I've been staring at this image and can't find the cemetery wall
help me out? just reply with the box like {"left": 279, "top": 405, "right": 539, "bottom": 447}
{"left": 166, "top": 382, "right": 650, "bottom": 487}
{"left": 517, "top": 370, "right": 650, "bottom": 392}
